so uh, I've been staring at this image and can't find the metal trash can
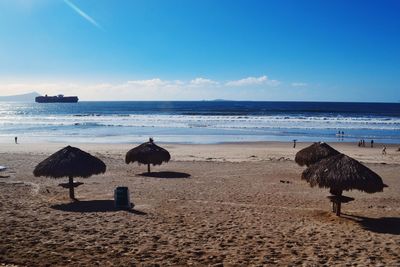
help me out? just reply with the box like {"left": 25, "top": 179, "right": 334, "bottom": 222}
{"left": 114, "top": 186, "right": 133, "bottom": 210}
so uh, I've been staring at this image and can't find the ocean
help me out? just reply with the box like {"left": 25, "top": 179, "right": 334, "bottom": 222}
{"left": 0, "top": 101, "right": 399, "bottom": 144}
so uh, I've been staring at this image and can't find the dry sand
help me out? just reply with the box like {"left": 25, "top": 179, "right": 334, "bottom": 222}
{"left": 0, "top": 141, "right": 399, "bottom": 266}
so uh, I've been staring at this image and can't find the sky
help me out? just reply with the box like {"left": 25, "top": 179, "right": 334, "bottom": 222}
{"left": 0, "top": 0, "right": 399, "bottom": 102}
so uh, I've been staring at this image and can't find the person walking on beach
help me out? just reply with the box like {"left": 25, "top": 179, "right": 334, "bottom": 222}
{"left": 371, "top": 140, "right": 374, "bottom": 148}
{"left": 14, "top": 136, "right": 18, "bottom": 144}
{"left": 382, "top": 146, "right": 386, "bottom": 155}
{"left": 293, "top": 139, "right": 297, "bottom": 148}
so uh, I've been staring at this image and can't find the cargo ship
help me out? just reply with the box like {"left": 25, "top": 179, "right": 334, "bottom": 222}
{"left": 35, "top": 94, "right": 79, "bottom": 103}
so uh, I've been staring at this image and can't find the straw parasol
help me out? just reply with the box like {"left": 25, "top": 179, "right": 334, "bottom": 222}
{"left": 33, "top": 146, "right": 106, "bottom": 200}
{"left": 295, "top": 142, "right": 340, "bottom": 167}
{"left": 302, "top": 153, "right": 387, "bottom": 216}
{"left": 125, "top": 138, "right": 171, "bottom": 173}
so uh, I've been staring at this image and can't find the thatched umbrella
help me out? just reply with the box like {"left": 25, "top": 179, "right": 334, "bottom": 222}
{"left": 33, "top": 146, "right": 106, "bottom": 200}
{"left": 295, "top": 142, "right": 340, "bottom": 167}
{"left": 125, "top": 138, "right": 170, "bottom": 173}
{"left": 302, "top": 153, "right": 387, "bottom": 216}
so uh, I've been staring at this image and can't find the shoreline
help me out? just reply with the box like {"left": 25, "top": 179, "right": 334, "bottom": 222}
{"left": 2, "top": 140, "right": 399, "bottom": 145}
{"left": 1, "top": 141, "right": 399, "bottom": 165}
{"left": 1, "top": 132, "right": 399, "bottom": 145}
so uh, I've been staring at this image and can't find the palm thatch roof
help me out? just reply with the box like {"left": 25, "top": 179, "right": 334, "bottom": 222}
{"left": 33, "top": 146, "right": 106, "bottom": 178}
{"left": 301, "top": 153, "right": 386, "bottom": 193}
{"left": 125, "top": 139, "right": 170, "bottom": 166}
{"left": 295, "top": 142, "right": 340, "bottom": 167}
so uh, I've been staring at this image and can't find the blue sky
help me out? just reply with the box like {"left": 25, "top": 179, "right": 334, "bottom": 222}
{"left": 0, "top": 0, "right": 399, "bottom": 101}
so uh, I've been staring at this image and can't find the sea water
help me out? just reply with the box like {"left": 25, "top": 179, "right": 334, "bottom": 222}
{"left": 0, "top": 101, "right": 399, "bottom": 144}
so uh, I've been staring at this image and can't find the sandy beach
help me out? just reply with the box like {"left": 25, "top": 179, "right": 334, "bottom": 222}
{"left": 0, "top": 141, "right": 399, "bottom": 266}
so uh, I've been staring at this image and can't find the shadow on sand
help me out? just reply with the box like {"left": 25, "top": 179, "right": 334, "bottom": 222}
{"left": 342, "top": 214, "right": 400, "bottom": 235}
{"left": 51, "top": 200, "right": 147, "bottom": 215}
{"left": 138, "top": 171, "right": 191, "bottom": 179}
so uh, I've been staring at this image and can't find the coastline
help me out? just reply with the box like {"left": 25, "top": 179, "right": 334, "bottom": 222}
{"left": 1, "top": 140, "right": 399, "bottom": 164}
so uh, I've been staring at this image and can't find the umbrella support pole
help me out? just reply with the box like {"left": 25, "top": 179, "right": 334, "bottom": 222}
{"left": 69, "top": 176, "right": 75, "bottom": 200}
{"left": 331, "top": 199, "right": 341, "bottom": 216}
{"left": 336, "top": 201, "right": 341, "bottom": 216}
{"left": 328, "top": 195, "right": 353, "bottom": 217}
{"left": 147, "top": 164, "right": 150, "bottom": 173}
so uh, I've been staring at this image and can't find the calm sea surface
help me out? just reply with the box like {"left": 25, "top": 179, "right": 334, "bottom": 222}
{"left": 0, "top": 101, "right": 399, "bottom": 144}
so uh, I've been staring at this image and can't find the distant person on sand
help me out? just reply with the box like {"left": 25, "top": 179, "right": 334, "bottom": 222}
{"left": 14, "top": 136, "right": 18, "bottom": 144}
{"left": 371, "top": 140, "right": 374, "bottom": 148}
{"left": 293, "top": 139, "right": 297, "bottom": 148}
{"left": 382, "top": 146, "right": 386, "bottom": 155}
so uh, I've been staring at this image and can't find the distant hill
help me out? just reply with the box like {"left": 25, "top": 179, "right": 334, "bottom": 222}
{"left": 0, "top": 92, "right": 41, "bottom": 102}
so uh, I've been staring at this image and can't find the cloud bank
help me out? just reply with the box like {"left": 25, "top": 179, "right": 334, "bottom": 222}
{"left": 190, "top": 78, "right": 219, "bottom": 86}
{"left": 0, "top": 75, "right": 286, "bottom": 100}
{"left": 225, "top": 75, "right": 280, "bottom": 87}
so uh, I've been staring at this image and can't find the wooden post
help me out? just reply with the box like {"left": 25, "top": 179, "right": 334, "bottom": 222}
{"left": 147, "top": 164, "right": 151, "bottom": 173}
{"left": 332, "top": 201, "right": 336, "bottom": 213}
{"left": 69, "top": 176, "right": 75, "bottom": 200}
{"left": 336, "top": 201, "right": 341, "bottom": 216}
{"left": 336, "top": 190, "right": 343, "bottom": 216}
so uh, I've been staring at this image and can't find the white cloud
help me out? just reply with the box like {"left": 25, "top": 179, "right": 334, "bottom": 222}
{"left": 127, "top": 78, "right": 167, "bottom": 87}
{"left": 265, "top": 79, "right": 281, "bottom": 87}
{"left": 189, "top": 77, "right": 219, "bottom": 86}
{"left": 291, "top": 82, "right": 308, "bottom": 87}
{"left": 226, "top": 75, "right": 280, "bottom": 87}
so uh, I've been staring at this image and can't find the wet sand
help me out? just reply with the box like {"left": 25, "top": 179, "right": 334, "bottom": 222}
{"left": 0, "top": 142, "right": 399, "bottom": 266}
